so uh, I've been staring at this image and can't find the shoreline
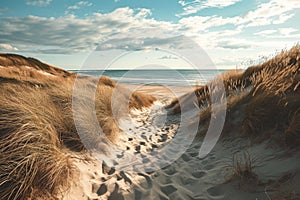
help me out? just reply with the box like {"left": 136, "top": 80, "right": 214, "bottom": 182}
{"left": 121, "top": 83, "right": 199, "bottom": 99}
{"left": 0, "top": 47, "right": 299, "bottom": 199}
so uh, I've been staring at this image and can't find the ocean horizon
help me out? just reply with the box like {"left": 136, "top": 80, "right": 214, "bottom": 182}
{"left": 71, "top": 69, "right": 228, "bottom": 86}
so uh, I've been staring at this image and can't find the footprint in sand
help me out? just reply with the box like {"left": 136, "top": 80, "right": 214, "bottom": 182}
{"left": 134, "top": 189, "right": 143, "bottom": 200}
{"left": 137, "top": 173, "right": 152, "bottom": 189}
{"left": 201, "top": 160, "right": 209, "bottom": 165}
{"left": 203, "top": 164, "right": 214, "bottom": 170}
{"left": 120, "top": 171, "right": 132, "bottom": 185}
{"left": 188, "top": 151, "right": 199, "bottom": 158}
{"left": 108, "top": 184, "right": 124, "bottom": 200}
{"left": 192, "top": 171, "right": 206, "bottom": 178}
{"left": 96, "top": 183, "right": 107, "bottom": 196}
{"left": 161, "top": 185, "right": 178, "bottom": 195}
{"left": 207, "top": 186, "right": 225, "bottom": 199}
{"left": 181, "top": 153, "right": 192, "bottom": 162}
{"left": 179, "top": 175, "right": 198, "bottom": 185}
{"left": 162, "top": 166, "right": 177, "bottom": 176}
{"left": 209, "top": 155, "right": 216, "bottom": 160}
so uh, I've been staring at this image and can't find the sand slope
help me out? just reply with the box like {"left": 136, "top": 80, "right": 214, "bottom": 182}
{"left": 0, "top": 46, "right": 300, "bottom": 200}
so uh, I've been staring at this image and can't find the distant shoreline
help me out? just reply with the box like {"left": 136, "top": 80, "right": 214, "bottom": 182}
{"left": 70, "top": 69, "right": 229, "bottom": 86}
{"left": 69, "top": 69, "right": 230, "bottom": 71}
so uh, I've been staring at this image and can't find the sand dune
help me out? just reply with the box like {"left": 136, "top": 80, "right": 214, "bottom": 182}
{"left": 0, "top": 46, "right": 299, "bottom": 200}
{"left": 168, "top": 45, "right": 300, "bottom": 146}
{"left": 0, "top": 53, "right": 155, "bottom": 199}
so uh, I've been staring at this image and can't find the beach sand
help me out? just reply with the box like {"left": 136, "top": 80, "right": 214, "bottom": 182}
{"left": 63, "top": 83, "right": 300, "bottom": 200}
{"left": 125, "top": 84, "right": 196, "bottom": 98}
{"left": 1, "top": 46, "right": 300, "bottom": 200}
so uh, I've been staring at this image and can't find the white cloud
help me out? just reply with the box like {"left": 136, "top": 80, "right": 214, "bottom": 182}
{"left": 254, "top": 29, "right": 278, "bottom": 36}
{"left": 0, "top": 8, "right": 178, "bottom": 54}
{"left": 179, "top": 15, "right": 241, "bottom": 32}
{"left": 0, "top": 3, "right": 299, "bottom": 70}
{"left": 242, "top": 0, "right": 300, "bottom": 27}
{"left": 216, "top": 39, "right": 255, "bottom": 49}
{"left": 135, "top": 8, "right": 152, "bottom": 18}
{"left": 177, "top": 0, "right": 300, "bottom": 29}
{"left": 0, "top": 7, "right": 8, "bottom": 15}
{"left": 0, "top": 44, "right": 18, "bottom": 51}
{"left": 201, "top": 0, "right": 242, "bottom": 8}
{"left": 158, "top": 55, "right": 178, "bottom": 59}
{"left": 273, "top": 13, "right": 294, "bottom": 24}
{"left": 253, "top": 28, "right": 299, "bottom": 39}
{"left": 0, "top": 5, "right": 295, "bottom": 56}
{"left": 67, "top": 1, "right": 93, "bottom": 10}
{"left": 279, "top": 28, "right": 298, "bottom": 36}
{"left": 178, "top": 0, "right": 187, "bottom": 6}
{"left": 274, "top": 0, "right": 300, "bottom": 6}
{"left": 26, "top": 0, "right": 52, "bottom": 7}
{"left": 177, "top": 0, "right": 242, "bottom": 16}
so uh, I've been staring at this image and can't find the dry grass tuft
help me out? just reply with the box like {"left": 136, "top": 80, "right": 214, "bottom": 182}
{"left": 224, "top": 151, "right": 261, "bottom": 190}
{"left": 225, "top": 151, "right": 259, "bottom": 180}
{"left": 241, "top": 45, "right": 300, "bottom": 143}
{"left": 167, "top": 45, "right": 300, "bottom": 146}
{"left": 0, "top": 53, "right": 156, "bottom": 199}
{"left": 269, "top": 189, "right": 300, "bottom": 200}
{"left": 0, "top": 85, "right": 73, "bottom": 199}
{"left": 0, "top": 53, "right": 73, "bottom": 77}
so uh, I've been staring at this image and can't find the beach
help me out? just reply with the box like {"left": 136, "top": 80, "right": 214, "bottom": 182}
{"left": 0, "top": 46, "right": 300, "bottom": 200}
{"left": 63, "top": 84, "right": 300, "bottom": 200}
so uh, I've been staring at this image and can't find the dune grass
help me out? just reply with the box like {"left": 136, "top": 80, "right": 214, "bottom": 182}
{"left": 168, "top": 45, "right": 300, "bottom": 147}
{"left": 0, "top": 45, "right": 298, "bottom": 198}
{"left": 270, "top": 190, "right": 300, "bottom": 200}
{"left": 0, "top": 85, "right": 73, "bottom": 199}
{"left": 242, "top": 45, "right": 300, "bottom": 145}
{"left": 224, "top": 151, "right": 260, "bottom": 186}
{"left": 0, "top": 54, "right": 156, "bottom": 199}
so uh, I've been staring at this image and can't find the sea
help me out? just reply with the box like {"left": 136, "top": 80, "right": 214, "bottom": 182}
{"left": 71, "top": 69, "right": 227, "bottom": 86}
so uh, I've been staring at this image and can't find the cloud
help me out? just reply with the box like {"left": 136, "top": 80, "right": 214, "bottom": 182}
{"left": 0, "top": 8, "right": 179, "bottom": 54}
{"left": 0, "top": 7, "right": 8, "bottom": 16}
{"left": 96, "top": 34, "right": 199, "bottom": 51}
{"left": 273, "top": 13, "right": 295, "bottom": 24}
{"left": 242, "top": 0, "right": 300, "bottom": 27}
{"left": 67, "top": 1, "right": 93, "bottom": 10}
{"left": 177, "top": 0, "right": 242, "bottom": 16}
{"left": 135, "top": 8, "right": 152, "bottom": 18}
{"left": 279, "top": 28, "right": 298, "bottom": 36}
{"left": 65, "top": 1, "right": 93, "bottom": 15}
{"left": 26, "top": 0, "right": 52, "bottom": 7}
{"left": 0, "top": 44, "right": 18, "bottom": 51}
{"left": 158, "top": 55, "right": 178, "bottom": 59}
{"left": 0, "top": 3, "right": 299, "bottom": 57}
{"left": 179, "top": 15, "right": 241, "bottom": 32}
{"left": 217, "top": 39, "right": 254, "bottom": 49}
{"left": 254, "top": 29, "right": 278, "bottom": 36}
{"left": 0, "top": 14, "right": 97, "bottom": 54}
{"left": 253, "top": 28, "right": 300, "bottom": 40}
{"left": 177, "top": 0, "right": 300, "bottom": 28}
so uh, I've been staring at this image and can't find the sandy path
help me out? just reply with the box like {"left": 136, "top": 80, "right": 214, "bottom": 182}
{"left": 63, "top": 85, "right": 300, "bottom": 200}
{"left": 63, "top": 85, "right": 181, "bottom": 199}
{"left": 123, "top": 83, "right": 197, "bottom": 99}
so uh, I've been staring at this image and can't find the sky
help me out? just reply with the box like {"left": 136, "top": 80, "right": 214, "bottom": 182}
{"left": 0, "top": 0, "right": 299, "bottom": 70}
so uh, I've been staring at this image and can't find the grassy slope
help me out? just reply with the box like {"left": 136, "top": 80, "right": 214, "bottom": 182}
{"left": 0, "top": 45, "right": 299, "bottom": 199}
{"left": 168, "top": 45, "right": 300, "bottom": 147}
{"left": 0, "top": 54, "right": 155, "bottom": 200}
